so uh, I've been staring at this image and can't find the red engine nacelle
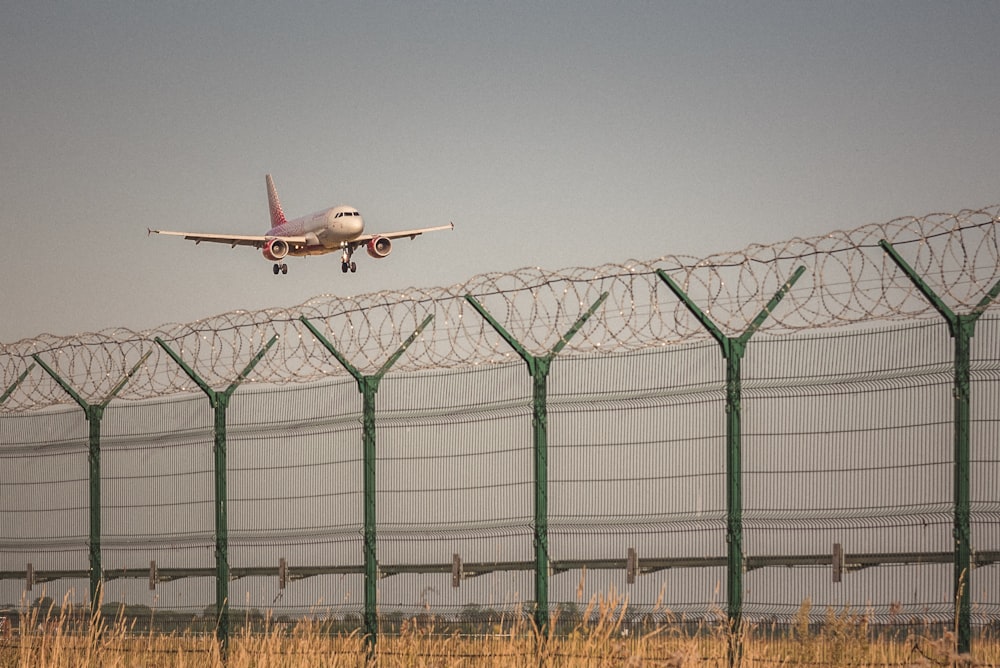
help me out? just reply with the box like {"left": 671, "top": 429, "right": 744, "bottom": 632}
{"left": 366, "top": 236, "right": 392, "bottom": 259}
{"left": 263, "top": 238, "right": 290, "bottom": 261}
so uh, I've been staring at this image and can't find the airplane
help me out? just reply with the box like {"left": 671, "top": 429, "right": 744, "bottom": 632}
{"left": 148, "top": 175, "right": 453, "bottom": 275}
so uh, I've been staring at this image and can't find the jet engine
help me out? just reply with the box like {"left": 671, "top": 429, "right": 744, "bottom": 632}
{"left": 366, "top": 236, "right": 392, "bottom": 259}
{"left": 263, "top": 238, "right": 290, "bottom": 261}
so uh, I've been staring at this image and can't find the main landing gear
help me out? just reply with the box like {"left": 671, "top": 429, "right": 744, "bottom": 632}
{"left": 341, "top": 249, "right": 357, "bottom": 273}
{"left": 273, "top": 263, "right": 288, "bottom": 275}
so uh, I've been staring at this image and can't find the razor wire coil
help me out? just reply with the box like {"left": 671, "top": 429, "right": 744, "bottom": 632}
{"left": 1, "top": 206, "right": 997, "bottom": 411}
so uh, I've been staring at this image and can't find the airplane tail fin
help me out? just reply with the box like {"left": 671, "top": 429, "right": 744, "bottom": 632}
{"left": 266, "top": 174, "right": 287, "bottom": 228}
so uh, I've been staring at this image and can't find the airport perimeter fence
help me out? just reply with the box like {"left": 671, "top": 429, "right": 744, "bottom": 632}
{"left": 1, "top": 205, "right": 999, "bottom": 660}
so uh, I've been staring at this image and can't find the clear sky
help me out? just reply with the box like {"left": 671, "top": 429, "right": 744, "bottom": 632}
{"left": 2, "top": 1, "right": 998, "bottom": 343}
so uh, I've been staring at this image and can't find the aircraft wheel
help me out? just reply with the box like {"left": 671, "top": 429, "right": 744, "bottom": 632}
{"left": 350, "top": 262, "right": 357, "bottom": 273}
{"left": 341, "top": 262, "right": 349, "bottom": 273}
{"left": 273, "top": 264, "right": 280, "bottom": 275}
{"left": 281, "top": 264, "right": 288, "bottom": 275}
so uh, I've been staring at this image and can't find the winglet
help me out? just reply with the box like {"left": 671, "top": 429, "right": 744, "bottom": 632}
{"left": 266, "top": 174, "right": 287, "bottom": 228}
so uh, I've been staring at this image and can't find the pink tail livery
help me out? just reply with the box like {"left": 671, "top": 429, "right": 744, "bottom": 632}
{"left": 266, "top": 174, "right": 287, "bottom": 228}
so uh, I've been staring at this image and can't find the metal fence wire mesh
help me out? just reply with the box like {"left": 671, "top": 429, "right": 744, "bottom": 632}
{"left": 1, "top": 205, "right": 998, "bottom": 640}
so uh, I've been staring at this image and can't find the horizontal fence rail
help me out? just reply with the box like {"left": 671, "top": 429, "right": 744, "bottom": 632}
{"left": 2, "top": 205, "right": 999, "bottom": 663}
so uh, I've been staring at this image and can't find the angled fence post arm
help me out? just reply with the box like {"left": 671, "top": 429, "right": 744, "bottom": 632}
{"left": 463, "top": 292, "right": 608, "bottom": 636}
{"left": 878, "top": 241, "right": 958, "bottom": 333}
{"left": 463, "top": 295, "right": 537, "bottom": 372}
{"left": 298, "top": 315, "right": 433, "bottom": 659}
{"left": 655, "top": 270, "right": 730, "bottom": 352}
{"left": 1, "top": 362, "right": 36, "bottom": 405}
{"left": 655, "top": 267, "right": 804, "bottom": 668}
{"left": 969, "top": 276, "right": 1000, "bottom": 321}
{"left": 549, "top": 292, "right": 609, "bottom": 357}
{"left": 31, "top": 350, "right": 152, "bottom": 616}
{"left": 736, "top": 266, "right": 807, "bottom": 347}
{"left": 99, "top": 351, "right": 154, "bottom": 409}
{"left": 153, "top": 338, "right": 219, "bottom": 403}
{"left": 375, "top": 314, "right": 435, "bottom": 381}
{"left": 153, "top": 335, "right": 275, "bottom": 660}
{"left": 880, "top": 240, "right": 1000, "bottom": 656}
{"left": 299, "top": 317, "right": 365, "bottom": 387}
{"left": 223, "top": 335, "right": 279, "bottom": 399}
{"left": 32, "top": 355, "right": 90, "bottom": 412}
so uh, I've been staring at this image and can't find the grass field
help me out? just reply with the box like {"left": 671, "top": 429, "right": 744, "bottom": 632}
{"left": 2, "top": 592, "right": 997, "bottom": 667}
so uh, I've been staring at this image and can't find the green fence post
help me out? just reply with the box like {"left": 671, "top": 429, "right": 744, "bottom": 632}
{"left": 31, "top": 351, "right": 151, "bottom": 615}
{"left": 656, "top": 266, "right": 805, "bottom": 666}
{"left": 879, "top": 240, "right": 1000, "bottom": 655}
{"left": 154, "top": 335, "right": 278, "bottom": 659}
{"left": 463, "top": 292, "right": 609, "bottom": 635}
{"left": 299, "top": 314, "right": 434, "bottom": 658}
{"left": 1, "top": 363, "right": 35, "bottom": 406}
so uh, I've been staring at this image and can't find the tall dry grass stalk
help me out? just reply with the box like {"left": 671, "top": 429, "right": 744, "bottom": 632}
{"left": 1, "top": 590, "right": 997, "bottom": 667}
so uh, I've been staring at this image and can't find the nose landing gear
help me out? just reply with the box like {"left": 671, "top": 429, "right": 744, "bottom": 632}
{"left": 341, "top": 248, "right": 357, "bottom": 273}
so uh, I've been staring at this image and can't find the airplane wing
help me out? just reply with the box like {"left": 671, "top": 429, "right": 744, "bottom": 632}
{"left": 147, "top": 229, "right": 309, "bottom": 249}
{"left": 354, "top": 222, "right": 454, "bottom": 244}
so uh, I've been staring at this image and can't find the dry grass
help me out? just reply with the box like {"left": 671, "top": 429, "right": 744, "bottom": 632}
{"left": 1, "top": 592, "right": 997, "bottom": 667}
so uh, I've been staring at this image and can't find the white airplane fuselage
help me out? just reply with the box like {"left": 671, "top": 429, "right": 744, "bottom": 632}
{"left": 266, "top": 206, "right": 366, "bottom": 257}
